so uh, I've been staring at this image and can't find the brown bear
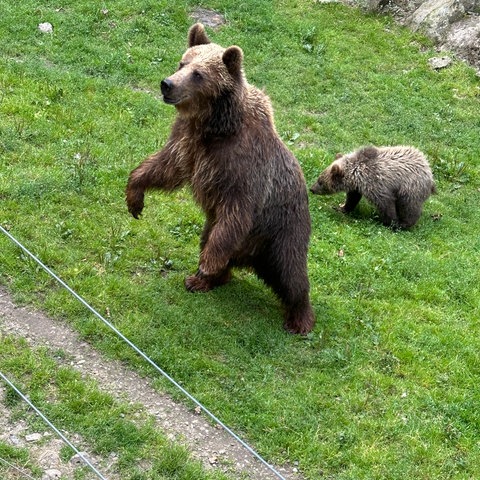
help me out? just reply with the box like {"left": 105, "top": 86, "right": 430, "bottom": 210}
{"left": 126, "top": 23, "right": 315, "bottom": 334}
{"left": 310, "top": 146, "right": 436, "bottom": 229}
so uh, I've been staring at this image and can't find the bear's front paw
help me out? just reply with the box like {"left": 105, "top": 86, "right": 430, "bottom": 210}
{"left": 126, "top": 189, "right": 145, "bottom": 219}
{"left": 128, "top": 204, "right": 144, "bottom": 219}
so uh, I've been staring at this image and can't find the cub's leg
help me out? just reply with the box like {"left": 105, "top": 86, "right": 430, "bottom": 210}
{"left": 376, "top": 198, "right": 398, "bottom": 227}
{"left": 339, "top": 190, "right": 362, "bottom": 213}
{"left": 396, "top": 198, "right": 422, "bottom": 229}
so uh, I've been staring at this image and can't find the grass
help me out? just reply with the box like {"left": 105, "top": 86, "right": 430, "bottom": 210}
{"left": 0, "top": 336, "right": 231, "bottom": 480}
{"left": 1, "top": 0, "right": 480, "bottom": 479}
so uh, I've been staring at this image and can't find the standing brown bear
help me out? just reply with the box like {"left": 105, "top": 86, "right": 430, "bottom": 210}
{"left": 126, "top": 23, "right": 315, "bottom": 334}
{"left": 310, "top": 146, "right": 436, "bottom": 229}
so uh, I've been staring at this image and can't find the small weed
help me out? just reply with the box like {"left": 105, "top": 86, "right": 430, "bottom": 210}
{"left": 169, "top": 219, "right": 202, "bottom": 241}
{"left": 67, "top": 148, "right": 97, "bottom": 190}
{"left": 301, "top": 26, "right": 318, "bottom": 53}
{"left": 432, "top": 157, "right": 470, "bottom": 186}
{"left": 55, "top": 222, "right": 74, "bottom": 240}
{"left": 3, "top": 386, "right": 21, "bottom": 408}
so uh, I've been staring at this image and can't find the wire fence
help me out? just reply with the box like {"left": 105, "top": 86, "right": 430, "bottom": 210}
{"left": 0, "top": 455, "right": 37, "bottom": 480}
{"left": 0, "top": 372, "right": 108, "bottom": 480}
{"left": 0, "top": 224, "right": 288, "bottom": 480}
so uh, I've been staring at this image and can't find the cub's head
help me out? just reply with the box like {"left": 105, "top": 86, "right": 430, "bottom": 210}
{"left": 310, "top": 154, "right": 347, "bottom": 195}
{"left": 160, "top": 23, "right": 245, "bottom": 114}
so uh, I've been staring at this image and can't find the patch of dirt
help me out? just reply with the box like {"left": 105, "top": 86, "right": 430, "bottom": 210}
{"left": 0, "top": 394, "right": 118, "bottom": 480}
{"left": 0, "top": 287, "right": 301, "bottom": 480}
{"left": 190, "top": 7, "right": 226, "bottom": 29}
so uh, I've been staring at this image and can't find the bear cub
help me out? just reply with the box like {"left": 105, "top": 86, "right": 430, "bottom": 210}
{"left": 126, "top": 23, "right": 315, "bottom": 334}
{"left": 310, "top": 146, "right": 436, "bottom": 229}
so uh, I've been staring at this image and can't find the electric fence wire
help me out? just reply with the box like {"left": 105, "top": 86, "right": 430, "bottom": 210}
{"left": 0, "top": 371, "right": 108, "bottom": 480}
{"left": 0, "top": 455, "right": 37, "bottom": 480}
{"left": 0, "top": 225, "right": 288, "bottom": 480}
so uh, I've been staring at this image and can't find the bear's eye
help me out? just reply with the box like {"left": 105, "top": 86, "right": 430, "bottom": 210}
{"left": 178, "top": 62, "right": 186, "bottom": 70}
{"left": 192, "top": 70, "right": 203, "bottom": 81}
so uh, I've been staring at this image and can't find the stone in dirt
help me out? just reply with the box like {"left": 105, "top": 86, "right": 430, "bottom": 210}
{"left": 70, "top": 452, "right": 92, "bottom": 466}
{"left": 190, "top": 7, "right": 226, "bottom": 28}
{"left": 43, "top": 469, "right": 62, "bottom": 480}
{"left": 25, "top": 433, "right": 43, "bottom": 442}
{"left": 428, "top": 55, "right": 453, "bottom": 68}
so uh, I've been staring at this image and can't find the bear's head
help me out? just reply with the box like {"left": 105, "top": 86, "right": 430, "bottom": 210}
{"left": 160, "top": 23, "right": 245, "bottom": 124}
{"left": 310, "top": 155, "right": 346, "bottom": 195}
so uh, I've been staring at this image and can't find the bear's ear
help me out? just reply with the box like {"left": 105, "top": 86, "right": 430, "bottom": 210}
{"left": 335, "top": 153, "right": 343, "bottom": 159}
{"left": 223, "top": 46, "right": 243, "bottom": 77}
{"left": 188, "top": 23, "right": 210, "bottom": 47}
{"left": 358, "top": 146, "right": 378, "bottom": 162}
{"left": 331, "top": 163, "right": 344, "bottom": 181}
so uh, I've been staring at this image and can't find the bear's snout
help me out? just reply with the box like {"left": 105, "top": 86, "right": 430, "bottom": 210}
{"left": 161, "top": 77, "right": 182, "bottom": 106}
{"left": 161, "top": 78, "right": 174, "bottom": 96}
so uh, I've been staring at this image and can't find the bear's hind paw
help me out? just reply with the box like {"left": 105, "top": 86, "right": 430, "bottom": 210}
{"left": 283, "top": 306, "right": 315, "bottom": 335}
{"left": 185, "top": 274, "right": 213, "bottom": 293}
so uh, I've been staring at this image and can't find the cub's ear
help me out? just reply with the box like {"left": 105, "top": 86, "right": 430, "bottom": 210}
{"left": 223, "top": 46, "right": 243, "bottom": 77}
{"left": 359, "top": 146, "right": 378, "bottom": 162}
{"left": 188, "top": 23, "right": 210, "bottom": 47}
{"left": 331, "top": 163, "right": 344, "bottom": 181}
{"left": 335, "top": 153, "right": 343, "bottom": 159}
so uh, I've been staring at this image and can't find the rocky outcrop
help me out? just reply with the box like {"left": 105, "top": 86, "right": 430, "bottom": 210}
{"left": 444, "top": 14, "right": 480, "bottom": 68}
{"left": 349, "top": 0, "right": 480, "bottom": 73}
{"left": 407, "top": 0, "right": 469, "bottom": 41}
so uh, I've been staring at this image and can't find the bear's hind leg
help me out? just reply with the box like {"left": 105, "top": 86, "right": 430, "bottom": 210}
{"left": 253, "top": 252, "right": 315, "bottom": 335}
{"left": 283, "top": 297, "right": 315, "bottom": 335}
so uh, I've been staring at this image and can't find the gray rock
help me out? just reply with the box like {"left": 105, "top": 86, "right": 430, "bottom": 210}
{"left": 407, "top": 0, "right": 467, "bottom": 42}
{"left": 25, "top": 433, "right": 43, "bottom": 442}
{"left": 443, "top": 15, "right": 480, "bottom": 66}
{"left": 349, "top": 0, "right": 480, "bottom": 72}
{"left": 190, "top": 8, "right": 226, "bottom": 28}
{"left": 428, "top": 55, "right": 453, "bottom": 68}
{"left": 38, "top": 22, "right": 53, "bottom": 34}
{"left": 43, "top": 469, "right": 62, "bottom": 480}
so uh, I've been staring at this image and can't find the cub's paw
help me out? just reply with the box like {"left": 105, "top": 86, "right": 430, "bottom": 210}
{"left": 334, "top": 204, "right": 348, "bottom": 214}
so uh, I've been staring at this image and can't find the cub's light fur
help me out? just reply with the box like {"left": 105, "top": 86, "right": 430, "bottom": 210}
{"left": 310, "top": 146, "right": 436, "bottom": 229}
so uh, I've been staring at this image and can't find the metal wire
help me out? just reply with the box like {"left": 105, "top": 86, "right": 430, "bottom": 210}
{"left": 0, "top": 224, "right": 288, "bottom": 480}
{"left": 0, "top": 372, "right": 108, "bottom": 480}
{"left": 0, "top": 455, "right": 37, "bottom": 480}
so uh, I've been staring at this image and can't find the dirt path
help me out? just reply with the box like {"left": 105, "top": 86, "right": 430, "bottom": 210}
{"left": 0, "top": 287, "right": 301, "bottom": 480}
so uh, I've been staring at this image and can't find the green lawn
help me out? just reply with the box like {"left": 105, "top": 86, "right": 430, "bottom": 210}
{"left": 1, "top": 1, "right": 480, "bottom": 479}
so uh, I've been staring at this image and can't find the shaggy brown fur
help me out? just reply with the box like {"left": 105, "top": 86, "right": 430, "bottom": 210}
{"left": 310, "top": 146, "right": 436, "bottom": 229}
{"left": 126, "top": 23, "right": 315, "bottom": 334}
